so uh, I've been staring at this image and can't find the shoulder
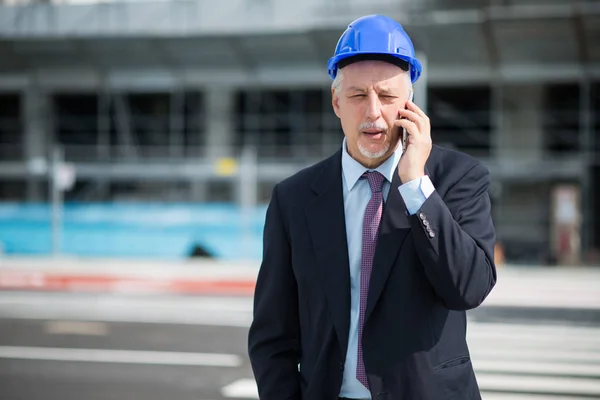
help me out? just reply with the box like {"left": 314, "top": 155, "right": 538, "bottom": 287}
{"left": 266, "top": 153, "right": 339, "bottom": 226}
{"left": 429, "top": 145, "right": 489, "bottom": 176}
{"left": 272, "top": 152, "right": 341, "bottom": 210}
{"left": 430, "top": 144, "right": 487, "bottom": 170}
{"left": 427, "top": 145, "right": 490, "bottom": 191}
{"left": 276, "top": 152, "right": 341, "bottom": 194}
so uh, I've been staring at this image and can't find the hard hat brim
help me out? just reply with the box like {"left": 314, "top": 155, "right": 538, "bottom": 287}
{"left": 328, "top": 51, "right": 422, "bottom": 83}
{"left": 336, "top": 53, "right": 409, "bottom": 72}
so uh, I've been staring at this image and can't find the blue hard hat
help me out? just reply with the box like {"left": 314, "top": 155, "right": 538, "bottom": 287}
{"left": 327, "top": 15, "right": 422, "bottom": 84}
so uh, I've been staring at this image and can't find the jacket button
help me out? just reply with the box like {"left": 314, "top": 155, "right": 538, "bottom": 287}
{"left": 428, "top": 230, "right": 435, "bottom": 238}
{"left": 419, "top": 212, "right": 426, "bottom": 220}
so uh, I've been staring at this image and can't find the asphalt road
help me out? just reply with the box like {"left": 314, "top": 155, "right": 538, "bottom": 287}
{"left": 0, "top": 292, "right": 253, "bottom": 400}
{"left": 0, "top": 291, "right": 599, "bottom": 400}
{"left": 0, "top": 322, "right": 251, "bottom": 400}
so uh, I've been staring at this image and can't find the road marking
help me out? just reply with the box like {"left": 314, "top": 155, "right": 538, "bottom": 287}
{"left": 476, "top": 373, "right": 600, "bottom": 397}
{"left": 0, "top": 293, "right": 253, "bottom": 327}
{"left": 474, "top": 359, "right": 600, "bottom": 377}
{"left": 44, "top": 321, "right": 109, "bottom": 336}
{"left": 467, "top": 322, "right": 600, "bottom": 340}
{"left": 471, "top": 346, "right": 600, "bottom": 363}
{"left": 0, "top": 346, "right": 243, "bottom": 367}
{"left": 481, "top": 394, "right": 593, "bottom": 400}
{"left": 0, "top": 293, "right": 254, "bottom": 313}
{"left": 467, "top": 331, "right": 600, "bottom": 351}
{"left": 221, "top": 379, "right": 258, "bottom": 399}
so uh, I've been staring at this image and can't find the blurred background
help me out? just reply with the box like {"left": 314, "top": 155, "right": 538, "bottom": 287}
{"left": 0, "top": 0, "right": 599, "bottom": 399}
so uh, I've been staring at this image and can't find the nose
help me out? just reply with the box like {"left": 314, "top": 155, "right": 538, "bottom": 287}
{"left": 365, "top": 92, "right": 382, "bottom": 121}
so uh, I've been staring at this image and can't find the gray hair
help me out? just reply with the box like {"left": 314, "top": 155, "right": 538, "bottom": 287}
{"left": 331, "top": 69, "right": 345, "bottom": 99}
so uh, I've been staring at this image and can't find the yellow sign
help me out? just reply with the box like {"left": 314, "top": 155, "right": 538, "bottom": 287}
{"left": 214, "top": 157, "right": 238, "bottom": 176}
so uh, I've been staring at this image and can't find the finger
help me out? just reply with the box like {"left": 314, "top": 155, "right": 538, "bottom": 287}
{"left": 406, "top": 98, "right": 427, "bottom": 119}
{"left": 397, "top": 108, "right": 421, "bottom": 122}
{"left": 397, "top": 109, "right": 425, "bottom": 133}
{"left": 395, "top": 119, "right": 420, "bottom": 137}
{"left": 407, "top": 101, "right": 431, "bottom": 131}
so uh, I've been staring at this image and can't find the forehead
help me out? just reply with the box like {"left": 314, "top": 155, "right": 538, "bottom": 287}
{"left": 341, "top": 60, "right": 407, "bottom": 90}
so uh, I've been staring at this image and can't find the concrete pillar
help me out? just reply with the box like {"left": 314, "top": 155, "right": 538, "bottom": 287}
{"left": 22, "top": 83, "right": 50, "bottom": 202}
{"left": 204, "top": 87, "right": 235, "bottom": 160}
{"left": 414, "top": 51, "right": 428, "bottom": 113}
{"left": 492, "top": 84, "right": 548, "bottom": 263}
{"left": 202, "top": 87, "right": 236, "bottom": 203}
{"left": 495, "top": 84, "right": 543, "bottom": 163}
{"left": 191, "top": 181, "right": 208, "bottom": 202}
{"left": 580, "top": 77, "right": 594, "bottom": 262}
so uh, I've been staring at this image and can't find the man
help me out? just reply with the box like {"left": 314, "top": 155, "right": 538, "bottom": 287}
{"left": 248, "top": 14, "right": 497, "bottom": 400}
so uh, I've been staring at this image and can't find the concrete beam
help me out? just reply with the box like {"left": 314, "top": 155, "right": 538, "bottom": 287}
{"left": 2, "top": 63, "right": 599, "bottom": 94}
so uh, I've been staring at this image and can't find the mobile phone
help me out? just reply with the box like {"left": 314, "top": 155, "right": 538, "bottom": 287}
{"left": 402, "top": 91, "right": 415, "bottom": 153}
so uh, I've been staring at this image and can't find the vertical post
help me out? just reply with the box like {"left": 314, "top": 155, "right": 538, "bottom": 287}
{"left": 234, "top": 90, "right": 260, "bottom": 209}
{"left": 190, "top": 91, "right": 205, "bottom": 201}
{"left": 170, "top": 89, "right": 185, "bottom": 158}
{"left": 239, "top": 145, "right": 257, "bottom": 260}
{"left": 491, "top": 81, "right": 506, "bottom": 266}
{"left": 205, "top": 87, "right": 235, "bottom": 205}
{"left": 290, "top": 90, "right": 305, "bottom": 159}
{"left": 491, "top": 81, "right": 504, "bottom": 160}
{"left": 580, "top": 76, "right": 592, "bottom": 262}
{"left": 98, "top": 90, "right": 111, "bottom": 161}
{"left": 23, "top": 83, "right": 49, "bottom": 202}
{"left": 321, "top": 87, "right": 330, "bottom": 158}
{"left": 204, "top": 87, "right": 234, "bottom": 159}
{"left": 50, "top": 145, "right": 64, "bottom": 256}
{"left": 491, "top": 80, "right": 504, "bottom": 241}
{"left": 97, "top": 89, "right": 111, "bottom": 199}
{"left": 114, "top": 92, "right": 137, "bottom": 159}
{"left": 414, "top": 51, "right": 427, "bottom": 113}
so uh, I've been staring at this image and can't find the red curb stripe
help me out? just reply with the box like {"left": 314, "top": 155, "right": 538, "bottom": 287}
{"left": 0, "top": 271, "right": 256, "bottom": 295}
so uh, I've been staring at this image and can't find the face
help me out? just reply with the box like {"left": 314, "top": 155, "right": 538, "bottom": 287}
{"left": 332, "top": 60, "right": 412, "bottom": 168}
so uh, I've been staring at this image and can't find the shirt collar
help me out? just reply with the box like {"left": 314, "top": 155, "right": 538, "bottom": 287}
{"left": 341, "top": 136, "right": 403, "bottom": 191}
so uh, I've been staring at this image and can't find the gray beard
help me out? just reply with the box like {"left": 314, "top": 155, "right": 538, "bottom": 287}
{"left": 358, "top": 140, "right": 390, "bottom": 159}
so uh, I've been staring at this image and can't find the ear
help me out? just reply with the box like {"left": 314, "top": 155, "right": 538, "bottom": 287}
{"left": 331, "top": 88, "right": 341, "bottom": 119}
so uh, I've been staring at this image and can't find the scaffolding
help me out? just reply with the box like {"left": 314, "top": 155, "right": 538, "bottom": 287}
{"left": 0, "top": 0, "right": 599, "bottom": 262}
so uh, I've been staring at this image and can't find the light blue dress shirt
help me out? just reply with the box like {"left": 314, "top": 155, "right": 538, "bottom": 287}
{"left": 339, "top": 138, "right": 435, "bottom": 399}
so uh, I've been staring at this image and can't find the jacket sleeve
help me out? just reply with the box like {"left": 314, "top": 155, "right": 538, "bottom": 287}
{"left": 248, "top": 183, "right": 301, "bottom": 400}
{"left": 410, "top": 162, "right": 497, "bottom": 311}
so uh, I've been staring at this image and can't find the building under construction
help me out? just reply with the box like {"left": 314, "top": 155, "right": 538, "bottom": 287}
{"left": 0, "top": 0, "right": 599, "bottom": 264}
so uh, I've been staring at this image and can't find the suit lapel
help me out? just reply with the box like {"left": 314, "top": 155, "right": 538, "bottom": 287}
{"left": 365, "top": 164, "right": 420, "bottom": 322}
{"left": 305, "top": 150, "right": 351, "bottom": 355}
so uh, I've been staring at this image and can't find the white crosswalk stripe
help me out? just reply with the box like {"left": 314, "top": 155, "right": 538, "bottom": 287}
{"left": 222, "top": 320, "right": 600, "bottom": 399}
{"left": 469, "top": 321, "right": 600, "bottom": 398}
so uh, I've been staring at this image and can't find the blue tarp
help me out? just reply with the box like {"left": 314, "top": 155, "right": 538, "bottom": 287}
{"left": 0, "top": 202, "right": 268, "bottom": 260}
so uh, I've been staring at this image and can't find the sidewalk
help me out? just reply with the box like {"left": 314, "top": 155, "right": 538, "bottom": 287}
{"left": 0, "top": 256, "right": 599, "bottom": 309}
{"left": 0, "top": 256, "right": 259, "bottom": 296}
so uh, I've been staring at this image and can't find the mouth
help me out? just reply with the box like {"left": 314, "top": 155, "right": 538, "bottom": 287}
{"left": 361, "top": 129, "right": 385, "bottom": 140}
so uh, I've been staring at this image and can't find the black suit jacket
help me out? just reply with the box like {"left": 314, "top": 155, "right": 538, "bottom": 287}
{"left": 248, "top": 145, "right": 497, "bottom": 400}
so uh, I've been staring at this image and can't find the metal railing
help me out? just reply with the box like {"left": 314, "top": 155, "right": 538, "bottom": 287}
{"left": 0, "top": 141, "right": 596, "bottom": 184}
